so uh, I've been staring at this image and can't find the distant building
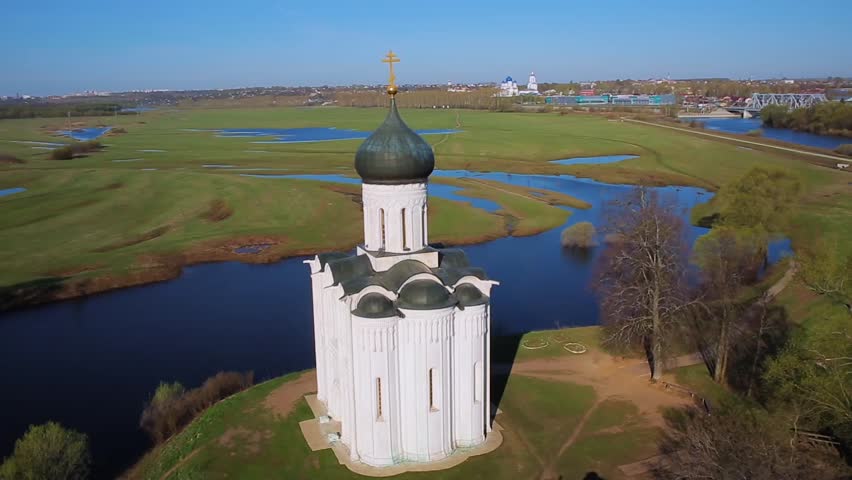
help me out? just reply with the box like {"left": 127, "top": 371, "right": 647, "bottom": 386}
{"left": 518, "top": 72, "right": 540, "bottom": 96}
{"left": 498, "top": 76, "right": 519, "bottom": 97}
{"left": 545, "top": 93, "right": 676, "bottom": 106}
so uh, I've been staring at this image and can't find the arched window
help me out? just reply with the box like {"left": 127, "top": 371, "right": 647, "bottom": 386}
{"left": 474, "top": 362, "right": 483, "bottom": 404}
{"left": 379, "top": 208, "right": 386, "bottom": 250}
{"left": 376, "top": 377, "right": 383, "bottom": 420}
{"left": 421, "top": 206, "right": 427, "bottom": 245}
{"left": 429, "top": 368, "right": 439, "bottom": 411}
{"left": 401, "top": 208, "right": 408, "bottom": 250}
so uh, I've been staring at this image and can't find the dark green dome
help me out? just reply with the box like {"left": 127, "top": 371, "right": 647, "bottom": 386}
{"left": 396, "top": 280, "right": 456, "bottom": 310}
{"left": 355, "top": 98, "right": 435, "bottom": 185}
{"left": 454, "top": 283, "right": 488, "bottom": 307}
{"left": 352, "top": 293, "right": 397, "bottom": 318}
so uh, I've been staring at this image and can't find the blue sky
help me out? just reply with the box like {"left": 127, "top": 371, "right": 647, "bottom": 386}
{"left": 2, "top": 0, "right": 851, "bottom": 96}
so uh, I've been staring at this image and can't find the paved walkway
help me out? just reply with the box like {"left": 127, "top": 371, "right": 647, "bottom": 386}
{"left": 625, "top": 118, "right": 851, "bottom": 163}
{"left": 299, "top": 394, "right": 504, "bottom": 477}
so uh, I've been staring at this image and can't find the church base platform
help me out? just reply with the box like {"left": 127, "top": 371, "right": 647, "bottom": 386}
{"left": 298, "top": 394, "right": 504, "bottom": 477}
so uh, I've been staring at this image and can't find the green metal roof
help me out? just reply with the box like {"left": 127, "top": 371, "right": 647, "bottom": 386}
{"left": 454, "top": 283, "right": 489, "bottom": 308}
{"left": 315, "top": 248, "right": 490, "bottom": 314}
{"left": 354, "top": 98, "right": 435, "bottom": 185}
{"left": 396, "top": 280, "right": 457, "bottom": 310}
{"left": 352, "top": 293, "right": 399, "bottom": 318}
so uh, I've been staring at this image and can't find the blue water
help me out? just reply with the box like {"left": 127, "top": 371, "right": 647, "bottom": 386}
{"left": 682, "top": 117, "right": 849, "bottom": 150}
{"left": 207, "top": 127, "right": 459, "bottom": 144}
{"left": 0, "top": 187, "right": 26, "bottom": 197}
{"left": 122, "top": 106, "right": 155, "bottom": 113}
{"left": 550, "top": 154, "right": 639, "bottom": 166}
{"left": 57, "top": 127, "right": 112, "bottom": 141}
{"left": 0, "top": 169, "right": 791, "bottom": 479}
{"left": 240, "top": 174, "right": 503, "bottom": 212}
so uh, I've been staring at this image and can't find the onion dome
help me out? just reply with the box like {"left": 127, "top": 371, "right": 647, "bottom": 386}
{"left": 354, "top": 98, "right": 435, "bottom": 185}
{"left": 454, "top": 283, "right": 488, "bottom": 307}
{"left": 352, "top": 293, "right": 397, "bottom": 318}
{"left": 397, "top": 280, "right": 456, "bottom": 310}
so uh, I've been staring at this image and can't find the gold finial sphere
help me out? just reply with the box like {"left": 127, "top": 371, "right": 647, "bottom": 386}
{"left": 387, "top": 85, "right": 398, "bottom": 96}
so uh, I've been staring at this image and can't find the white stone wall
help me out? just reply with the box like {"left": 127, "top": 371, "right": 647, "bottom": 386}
{"left": 307, "top": 256, "right": 494, "bottom": 467}
{"left": 451, "top": 304, "right": 488, "bottom": 447}
{"left": 397, "top": 306, "right": 455, "bottom": 462}
{"left": 352, "top": 316, "right": 401, "bottom": 465}
{"left": 362, "top": 183, "right": 428, "bottom": 253}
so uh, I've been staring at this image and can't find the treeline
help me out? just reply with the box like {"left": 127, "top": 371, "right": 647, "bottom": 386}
{"left": 140, "top": 371, "right": 254, "bottom": 444}
{"left": 761, "top": 102, "right": 852, "bottom": 137}
{"left": 594, "top": 168, "right": 851, "bottom": 476}
{"left": 0, "top": 102, "right": 132, "bottom": 119}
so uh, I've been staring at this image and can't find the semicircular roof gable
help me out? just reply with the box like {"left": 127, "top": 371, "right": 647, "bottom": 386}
{"left": 380, "top": 259, "right": 435, "bottom": 292}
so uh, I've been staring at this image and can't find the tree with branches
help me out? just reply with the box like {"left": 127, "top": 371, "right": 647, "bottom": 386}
{"left": 595, "top": 187, "right": 695, "bottom": 380}
{"left": 693, "top": 226, "right": 764, "bottom": 384}
{"left": 655, "top": 406, "right": 850, "bottom": 480}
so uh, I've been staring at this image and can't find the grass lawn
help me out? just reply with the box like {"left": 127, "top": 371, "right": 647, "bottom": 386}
{"left": 126, "top": 367, "right": 668, "bottom": 480}
{"left": 1, "top": 106, "right": 848, "bottom": 305}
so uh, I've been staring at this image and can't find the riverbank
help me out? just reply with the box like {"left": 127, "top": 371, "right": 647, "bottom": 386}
{"left": 630, "top": 118, "right": 852, "bottom": 167}
{"left": 0, "top": 176, "right": 584, "bottom": 311}
{"left": 121, "top": 325, "right": 691, "bottom": 480}
{"left": 1, "top": 106, "right": 847, "bottom": 312}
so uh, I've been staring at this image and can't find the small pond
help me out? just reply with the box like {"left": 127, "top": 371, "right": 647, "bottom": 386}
{"left": 0, "top": 167, "right": 791, "bottom": 479}
{"left": 203, "top": 127, "right": 459, "bottom": 144}
{"left": 0, "top": 187, "right": 26, "bottom": 197}
{"left": 57, "top": 127, "right": 112, "bottom": 141}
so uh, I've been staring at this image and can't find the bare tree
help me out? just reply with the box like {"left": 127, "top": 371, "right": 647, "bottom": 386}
{"left": 655, "top": 407, "right": 850, "bottom": 480}
{"left": 693, "top": 226, "right": 763, "bottom": 385}
{"left": 595, "top": 187, "right": 695, "bottom": 380}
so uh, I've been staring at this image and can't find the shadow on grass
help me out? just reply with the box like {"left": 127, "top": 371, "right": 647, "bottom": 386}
{"left": 490, "top": 333, "right": 522, "bottom": 426}
{"left": 0, "top": 276, "right": 68, "bottom": 311}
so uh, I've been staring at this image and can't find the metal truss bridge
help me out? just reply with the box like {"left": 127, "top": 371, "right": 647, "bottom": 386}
{"left": 727, "top": 93, "right": 829, "bottom": 115}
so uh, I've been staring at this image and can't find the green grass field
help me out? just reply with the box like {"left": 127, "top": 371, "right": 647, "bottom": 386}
{"left": 1, "top": 106, "right": 848, "bottom": 305}
{"left": 125, "top": 367, "right": 660, "bottom": 480}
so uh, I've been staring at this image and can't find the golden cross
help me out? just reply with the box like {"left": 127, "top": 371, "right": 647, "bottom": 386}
{"left": 382, "top": 50, "right": 400, "bottom": 92}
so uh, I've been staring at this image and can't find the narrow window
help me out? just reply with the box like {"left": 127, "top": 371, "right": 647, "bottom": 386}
{"left": 401, "top": 208, "right": 408, "bottom": 250}
{"left": 376, "top": 377, "right": 383, "bottom": 419}
{"left": 429, "top": 368, "right": 438, "bottom": 410}
{"left": 474, "top": 362, "right": 483, "bottom": 404}
{"left": 421, "top": 206, "right": 427, "bottom": 245}
{"left": 379, "top": 209, "right": 386, "bottom": 250}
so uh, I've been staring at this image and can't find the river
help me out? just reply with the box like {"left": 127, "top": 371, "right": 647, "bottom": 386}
{"left": 682, "top": 117, "right": 849, "bottom": 150}
{"left": 0, "top": 168, "right": 791, "bottom": 479}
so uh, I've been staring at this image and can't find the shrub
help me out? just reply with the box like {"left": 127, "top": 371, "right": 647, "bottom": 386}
{"left": 0, "top": 422, "right": 90, "bottom": 480}
{"left": 200, "top": 199, "right": 233, "bottom": 222}
{"left": 835, "top": 143, "right": 852, "bottom": 157}
{"left": 561, "top": 221, "right": 598, "bottom": 248}
{"left": 49, "top": 146, "right": 75, "bottom": 160}
{"left": 140, "top": 371, "right": 254, "bottom": 444}
{"left": 746, "top": 128, "right": 763, "bottom": 137}
{"left": 0, "top": 153, "right": 24, "bottom": 164}
{"left": 48, "top": 141, "right": 103, "bottom": 160}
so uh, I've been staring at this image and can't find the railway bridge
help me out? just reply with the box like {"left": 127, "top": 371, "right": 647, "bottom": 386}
{"left": 727, "top": 93, "right": 829, "bottom": 116}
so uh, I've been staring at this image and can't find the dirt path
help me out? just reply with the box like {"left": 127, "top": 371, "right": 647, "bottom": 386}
{"left": 540, "top": 399, "right": 604, "bottom": 479}
{"left": 625, "top": 119, "right": 851, "bottom": 163}
{"left": 263, "top": 370, "right": 318, "bottom": 418}
{"left": 513, "top": 350, "right": 693, "bottom": 429}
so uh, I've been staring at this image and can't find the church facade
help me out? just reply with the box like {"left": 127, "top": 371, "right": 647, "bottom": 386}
{"left": 305, "top": 61, "right": 496, "bottom": 467}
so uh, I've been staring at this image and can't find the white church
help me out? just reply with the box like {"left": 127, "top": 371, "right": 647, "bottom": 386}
{"left": 305, "top": 64, "right": 497, "bottom": 468}
{"left": 499, "top": 71, "right": 539, "bottom": 96}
